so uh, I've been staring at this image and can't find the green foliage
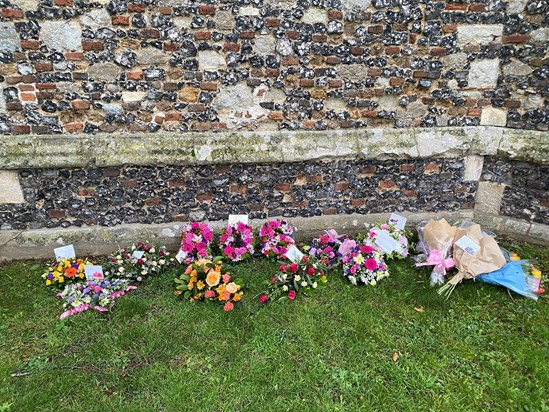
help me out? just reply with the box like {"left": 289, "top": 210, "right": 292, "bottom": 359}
{"left": 0, "top": 240, "right": 547, "bottom": 411}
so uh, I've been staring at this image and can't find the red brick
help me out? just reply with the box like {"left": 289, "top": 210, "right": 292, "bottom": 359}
{"left": 54, "top": 0, "right": 73, "bottom": 6}
{"left": 20, "top": 40, "right": 40, "bottom": 50}
{"left": 351, "top": 47, "right": 364, "bottom": 56}
{"left": 187, "top": 104, "right": 205, "bottom": 112}
{"left": 379, "top": 181, "right": 396, "bottom": 189}
{"left": 215, "top": 165, "right": 231, "bottom": 174}
{"left": 404, "top": 189, "right": 418, "bottom": 198}
{"left": 127, "top": 71, "right": 143, "bottom": 80}
{"left": 102, "top": 168, "right": 120, "bottom": 177}
{"left": 200, "top": 82, "right": 218, "bottom": 91}
{"left": 351, "top": 198, "right": 365, "bottom": 207}
{"left": 307, "top": 175, "right": 323, "bottom": 183}
{"left": 299, "top": 79, "right": 314, "bottom": 88}
{"left": 18, "top": 84, "right": 35, "bottom": 92}
{"left": 265, "top": 18, "right": 281, "bottom": 27}
{"left": 35, "top": 63, "right": 53, "bottom": 72}
{"left": 368, "top": 25, "right": 383, "bottom": 34}
{"left": 323, "top": 208, "right": 337, "bottom": 215}
{"left": 467, "top": 108, "right": 482, "bottom": 116}
{"left": 326, "top": 56, "right": 341, "bottom": 65}
{"left": 112, "top": 15, "right": 130, "bottom": 25}
{"left": 0, "top": 8, "right": 24, "bottom": 18}
{"left": 230, "top": 184, "right": 247, "bottom": 194}
{"left": 20, "top": 93, "right": 36, "bottom": 101}
{"left": 400, "top": 164, "right": 415, "bottom": 172}
{"left": 312, "top": 34, "right": 327, "bottom": 42}
{"left": 164, "top": 42, "right": 180, "bottom": 51}
{"left": 165, "top": 112, "right": 181, "bottom": 122}
{"left": 168, "top": 179, "right": 185, "bottom": 188}
{"left": 76, "top": 188, "right": 95, "bottom": 196}
{"left": 328, "top": 79, "right": 343, "bottom": 88}
{"left": 65, "top": 52, "right": 85, "bottom": 60}
{"left": 159, "top": 7, "right": 172, "bottom": 15}
{"left": 211, "top": 122, "right": 226, "bottom": 130}
{"left": 36, "top": 83, "right": 56, "bottom": 90}
{"left": 385, "top": 46, "right": 400, "bottom": 55}
{"left": 430, "top": 47, "right": 446, "bottom": 56}
{"left": 328, "top": 9, "right": 343, "bottom": 19}
{"left": 121, "top": 179, "right": 138, "bottom": 188}
{"left": 196, "top": 193, "right": 213, "bottom": 202}
{"left": 469, "top": 3, "right": 486, "bottom": 11}
{"left": 424, "top": 163, "right": 441, "bottom": 174}
{"left": 442, "top": 24, "right": 458, "bottom": 33}
{"left": 361, "top": 110, "right": 377, "bottom": 118}
{"left": 504, "top": 100, "right": 521, "bottom": 109}
{"left": 368, "top": 68, "right": 382, "bottom": 76}
{"left": 281, "top": 57, "right": 299, "bottom": 66}
{"left": 11, "top": 124, "right": 31, "bottom": 134}
{"left": 502, "top": 34, "right": 528, "bottom": 44}
{"left": 82, "top": 41, "right": 104, "bottom": 51}
{"left": 48, "top": 209, "right": 66, "bottom": 219}
{"left": 445, "top": 4, "right": 468, "bottom": 10}
{"left": 265, "top": 69, "right": 279, "bottom": 77}
{"left": 268, "top": 111, "right": 284, "bottom": 121}
{"left": 194, "top": 31, "right": 211, "bottom": 40}
{"left": 276, "top": 183, "right": 292, "bottom": 192}
{"left": 71, "top": 100, "right": 90, "bottom": 110}
{"left": 223, "top": 43, "right": 240, "bottom": 52}
{"left": 240, "top": 31, "right": 256, "bottom": 39}
{"left": 334, "top": 182, "right": 349, "bottom": 191}
{"left": 65, "top": 122, "right": 84, "bottom": 133}
{"left": 198, "top": 5, "right": 216, "bottom": 15}
{"left": 128, "top": 3, "right": 146, "bottom": 12}
{"left": 141, "top": 29, "right": 160, "bottom": 38}
{"left": 390, "top": 78, "right": 404, "bottom": 86}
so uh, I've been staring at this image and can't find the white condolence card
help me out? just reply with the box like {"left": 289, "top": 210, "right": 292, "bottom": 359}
{"left": 54, "top": 244, "right": 76, "bottom": 260}
{"left": 389, "top": 213, "right": 407, "bottom": 230}
{"left": 286, "top": 245, "right": 304, "bottom": 264}
{"left": 228, "top": 214, "right": 249, "bottom": 225}
{"left": 455, "top": 235, "right": 481, "bottom": 255}
{"left": 85, "top": 265, "right": 104, "bottom": 280}
{"left": 374, "top": 230, "right": 400, "bottom": 254}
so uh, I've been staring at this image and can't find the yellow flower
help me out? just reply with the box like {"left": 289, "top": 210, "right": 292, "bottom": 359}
{"left": 532, "top": 267, "right": 542, "bottom": 278}
{"left": 232, "top": 292, "right": 242, "bottom": 302}
{"left": 510, "top": 253, "right": 520, "bottom": 261}
{"left": 196, "top": 280, "right": 205, "bottom": 290}
{"left": 78, "top": 263, "right": 85, "bottom": 271}
{"left": 57, "top": 264, "right": 63, "bottom": 272}
{"left": 194, "top": 293, "right": 203, "bottom": 300}
{"left": 175, "top": 290, "right": 182, "bottom": 296}
{"left": 58, "top": 276, "right": 64, "bottom": 283}
{"left": 216, "top": 284, "right": 226, "bottom": 300}
{"left": 45, "top": 280, "right": 51, "bottom": 286}
{"left": 64, "top": 260, "right": 71, "bottom": 268}
{"left": 206, "top": 271, "right": 221, "bottom": 287}
{"left": 79, "top": 273, "right": 84, "bottom": 279}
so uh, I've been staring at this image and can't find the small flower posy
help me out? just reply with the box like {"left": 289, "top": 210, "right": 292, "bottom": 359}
{"left": 306, "top": 229, "right": 343, "bottom": 267}
{"left": 175, "top": 257, "right": 244, "bottom": 311}
{"left": 363, "top": 222, "right": 410, "bottom": 260}
{"left": 219, "top": 222, "right": 255, "bottom": 262}
{"left": 105, "top": 241, "right": 172, "bottom": 282}
{"left": 42, "top": 258, "right": 93, "bottom": 288}
{"left": 179, "top": 222, "right": 214, "bottom": 265}
{"left": 258, "top": 219, "right": 296, "bottom": 259}
{"left": 342, "top": 245, "right": 390, "bottom": 286}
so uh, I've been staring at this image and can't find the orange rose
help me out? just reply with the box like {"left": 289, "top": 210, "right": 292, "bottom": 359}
{"left": 206, "top": 271, "right": 221, "bottom": 287}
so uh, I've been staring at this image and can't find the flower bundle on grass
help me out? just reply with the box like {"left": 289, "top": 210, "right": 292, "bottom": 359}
{"left": 305, "top": 229, "right": 343, "bottom": 267}
{"left": 258, "top": 219, "right": 295, "bottom": 259}
{"left": 59, "top": 278, "right": 136, "bottom": 320}
{"left": 362, "top": 222, "right": 410, "bottom": 259}
{"left": 42, "top": 258, "right": 93, "bottom": 288}
{"left": 259, "top": 255, "right": 327, "bottom": 303}
{"left": 219, "top": 222, "right": 255, "bottom": 262}
{"left": 342, "top": 245, "right": 389, "bottom": 286}
{"left": 105, "top": 242, "right": 172, "bottom": 282}
{"left": 174, "top": 257, "right": 244, "bottom": 311}
{"left": 179, "top": 222, "right": 214, "bottom": 265}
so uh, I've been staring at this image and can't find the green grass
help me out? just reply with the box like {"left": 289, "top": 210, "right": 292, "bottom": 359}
{"left": 0, "top": 240, "right": 547, "bottom": 412}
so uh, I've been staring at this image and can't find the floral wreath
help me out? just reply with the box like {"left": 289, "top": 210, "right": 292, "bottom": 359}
{"left": 42, "top": 258, "right": 93, "bottom": 288}
{"left": 342, "top": 244, "right": 389, "bottom": 286}
{"left": 219, "top": 222, "right": 255, "bottom": 262}
{"left": 258, "top": 219, "right": 295, "bottom": 259}
{"left": 305, "top": 229, "right": 343, "bottom": 267}
{"left": 362, "top": 222, "right": 410, "bottom": 259}
{"left": 105, "top": 242, "right": 172, "bottom": 282}
{"left": 179, "top": 222, "right": 214, "bottom": 264}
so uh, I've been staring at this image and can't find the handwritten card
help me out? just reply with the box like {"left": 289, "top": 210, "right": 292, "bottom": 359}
{"left": 286, "top": 245, "right": 304, "bottom": 264}
{"left": 389, "top": 213, "right": 407, "bottom": 230}
{"left": 175, "top": 249, "right": 186, "bottom": 264}
{"left": 54, "top": 244, "right": 76, "bottom": 260}
{"left": 374, "top": 230, "right": 400, "bottom": 254}
{"left": 228, "top": 214, "right": 249, "bottom": 225}
{"left": 84, "top": 265, "right": 104, "bottom": 280}
{"left": 133, "top": 250, "right": 144, "bottom": 259}
{"left": 455, "top": 236, "right": 480, "bottom": 255}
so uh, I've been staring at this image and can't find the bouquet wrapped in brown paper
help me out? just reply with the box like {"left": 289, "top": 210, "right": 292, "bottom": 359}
{"left": 415, "top": 219, "right": 457, "bottom": 285}
{"left": 438, "top": 223, "right": 506, "bottom": 298}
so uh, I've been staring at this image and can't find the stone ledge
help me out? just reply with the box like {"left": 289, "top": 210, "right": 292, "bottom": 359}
{"left": 1, "top": 127, "right": 547, "bottom": 169}
{"left": 3, "top": 209, "right": 547, "bottom": 262}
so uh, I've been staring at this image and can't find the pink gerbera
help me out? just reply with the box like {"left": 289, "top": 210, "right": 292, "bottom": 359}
{"left": 365, "top": 258, "right": 378, "bottom": 270}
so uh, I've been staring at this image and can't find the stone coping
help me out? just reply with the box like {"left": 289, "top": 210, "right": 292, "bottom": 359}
{"left": 1, "top": 127, "right": 548, "bottom": 169}
{"left": 1, "top": 210, "right": 547, "bottom": 262}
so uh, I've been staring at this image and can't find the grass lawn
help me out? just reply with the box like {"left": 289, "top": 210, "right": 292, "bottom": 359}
{"left": 0, "top": 239, "right": 547, "bottom": 412}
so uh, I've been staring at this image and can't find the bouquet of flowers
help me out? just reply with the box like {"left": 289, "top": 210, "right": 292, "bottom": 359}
{"left": 174, "top": 257, "right": 244, "bottom": 311}
{"left": 42, "top": 258, "right": 93, "bottom": 288}
{"left": 342, "top": 245, "right": 390, "bottom": 286}
{"left": 258, "top": 219, "right": 296, "bottom": 259}
{"left": 58, "top": 278, "right": 136, "bottom": 320}
{"left": 179, "top": 222, "right": 214, "bottom": 265}
{"left": 305, "top": 229, "right": 343, "bottom": 267}
{"left": 362, "top": 222, "right": 410, "bottom": 259}
{"left": 219, "top": 222, "right": 255, "bottom": 262}
{"left": 337, "top": 237, "right": 357, "bottom": 264}
{"left": 105, "top": 242, "right": 172, "bottom": 282}
{"left": 259, "top": 255, "right": 327, "bottom": 303}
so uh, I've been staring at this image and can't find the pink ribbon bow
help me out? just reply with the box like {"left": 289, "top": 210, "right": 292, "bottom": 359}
{"left": 59, "top": 304, "right": 108, "bottom": 320}
{"left": 416, "top": 249, "right": 454, "bottom": 272}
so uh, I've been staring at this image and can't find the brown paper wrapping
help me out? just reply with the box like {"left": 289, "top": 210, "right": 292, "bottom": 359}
{"left": 422, "top": 218, "right": 457, "bottom": 253}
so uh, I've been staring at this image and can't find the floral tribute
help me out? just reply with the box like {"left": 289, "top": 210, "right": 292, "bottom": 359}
{"left": 219, "top": 222, "right": 255, "bottom": 262}
{"left": 42, "top": 258, "right": 93, "bottom": 288}
{"left": 174, "top": 257, "right": 244, "bottom": 311}
{"left": 342, "top": 245, "right": 390, "bottom": 286}
{"left": 58, "top": 278, "right": 136, "bottom": 320}
{"left": 258, "top": 219, "right": 296, "bottom": 259}
{"left": 305, "top": 229, "right": 343, "bottom": 267}
{"left": 105, "top": 242, "right": 172, "bottom": 282}
{"left": 179, "top": 222, "right": 214, "bottom": 265}
{"left": 362, "top": 222, "right": 410, "bottom": 259}
{"left": 259, "top": 255, "right": 327, "bottom": 303}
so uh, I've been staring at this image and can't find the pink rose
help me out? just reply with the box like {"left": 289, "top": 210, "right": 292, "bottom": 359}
{"left": 306, "top": 267, "right": 315, "bottom": 276}
{"left": 223, "top": 301, "right": 234, "bottom": 312}
{"left": 360, "top": 245, "right": 374, "bottom": 254}
{"left": 288, "top": 290, "right": 296, "bottom": 300}
{"left": 204, "top": 290, "right": 215, "bottom": 298}
{"left": 289, "top": 263, "right": 298, "bottom": 273}
{"left": 259, "top": 294, "right": 269, "bottom": 304}
{"left": 222, "top": 273, "right": 231, "bottom": 283}
{"left": 279, "top": 264, "right": 287, "bottom": 272}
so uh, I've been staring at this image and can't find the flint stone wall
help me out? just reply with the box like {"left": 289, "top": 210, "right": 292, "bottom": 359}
{"left": 0, "top": 0, "right": 547, "bottom": 134}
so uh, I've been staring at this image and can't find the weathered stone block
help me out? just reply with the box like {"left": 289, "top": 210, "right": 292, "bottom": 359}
{"left": 480, "top": 107, "right": 507, "bottom": 127}
{"left": 468, "top": 59, "right": 500, "bottom": 88}
{"left": 463, "top": 155, "right": 484, "bottom": 181}
{"left": 80, "top": 8, "right": 111, "bottom": 30}
{"left": 503, "top": 60, "right": 534, "bottom": 76}
{"left": 0, "top": 170, "right": 24, "bottom": 204}
{"left": 88, "top": 62, "right": 122, "bottom": 82}
{"left": 121, "top": 91, "right": 147, "bottom": 103}
{"left": 475, "top": 181, "right": 505, "bottom": 215}
{"left": 457, "top": 25, "right": 503, "bottom": 45}
{"left": 41, "top": 21, "right": 82, "bottom": 52}
{"left": 416, "top": 128, "right": 469, "bottom": 157}
{"left": 198, "top": 50, "right": 226, "bottom": 70}
{"left": 0, "top": 23, "right": 19, "bottom": 52}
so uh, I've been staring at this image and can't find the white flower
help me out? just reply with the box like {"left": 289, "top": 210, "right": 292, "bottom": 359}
{"left": 131, "top": 245, "right": 136, "bottom": 250}
{"left": 281, "top": 274, "right": 287, "bottom": 281}
{"left": 137, "top": 276, "right": 142, "bottom": 282}
{"left": 312, "top": 282, "right": 318, "bottom": 289}
{"left": 119, "top": 267, "right": 125, "bottom": 272}
{"left": 142, "top": 258, "right": 147, "bottom": 262}
{"left": 282, "top": 285, "right": 288, "bottom": 292}
{"left": 295, "top": 275, "right": 301, "bottom": 282}
{"left": 370, "top": 280, "right": 377, "bottom": 286}
{"left": 159, "top": 259, "right": 166, "bottom": 265}
{"left": 301, "top": 281, "right": 307, "bottom": 287}
{"left": 151, "top": 261, "right": 157, "bottom": 266}
{"left": 116, "top": 255, "right": 122, "bottom": 260}
{"left": 150, "top": 248, "right": 155, "bottom": 254}
{"left": 141, "top": 270, "right": 148, "bottom": 275}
